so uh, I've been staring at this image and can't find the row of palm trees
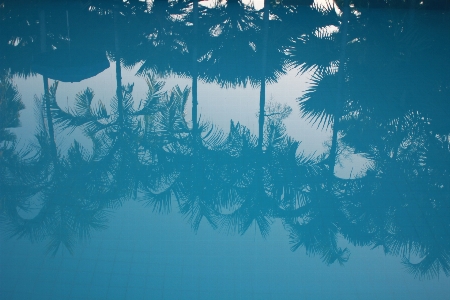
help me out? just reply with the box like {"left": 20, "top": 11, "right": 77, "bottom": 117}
{"left": 2, "top": 65, "right": 450, "bottom": 278}
{"left": 2, "top": 0, "right": 449, "bottom": 134}
{"left": 2, "top": 0, "right": 449, "bottom": 126}
{"left": 1, "top": 0, "right": 449, "bottom": 279}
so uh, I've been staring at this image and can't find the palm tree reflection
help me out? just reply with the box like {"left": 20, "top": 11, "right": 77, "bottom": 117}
{"left": 1, "top": 78, "right": 110, "bottom": 255}
{"left": 1, "top": 0, "right": 449, "bottom": 280}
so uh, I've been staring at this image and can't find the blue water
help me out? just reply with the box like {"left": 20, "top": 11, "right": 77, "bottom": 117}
{"left": 1, "top": 0, "right": 450, "bottom": 299}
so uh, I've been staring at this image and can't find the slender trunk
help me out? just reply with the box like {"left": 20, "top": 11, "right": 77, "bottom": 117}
{"left": 192, "top": 0, "right": 199, "bottom": 135}
{"left": 66, "top": 10, "right": 72, "bottom": 66}
{"left": 113, "top": 4, "right": 127, "bottom": 198}
{"left": 40, "top": 11, "right": 57, "bottom": 164}
{"left": 192, "top": 75, "right": 198, "bottom": 135}
{"left": 258, "top": 81, "right": 266, "bottom": 151}
{"left": 115, "top": 59, "right": 123, "bottom": 124}
{"left": 258, "top": 0, "right": 269, "bottom": 152}
{"left": 329, "top": 0, "right": 350, "bottom": 177}
{"left": 254, "top": 0, "right": 270, "bottom": 214}
{"left": 191, "top": 0, "right": 201, "bottom": 199}
{"left": 114, "top": 7, "right": 124, "bottom": 125}
{"left": 39, "top": 10, "right": 46, "bottom": 53}
{"left": 43, "top": 77, "right": 58, "bottom": 165}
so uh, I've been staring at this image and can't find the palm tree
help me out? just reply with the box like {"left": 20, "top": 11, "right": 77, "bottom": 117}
{"left": 287, "top": 0, "right": 450, "bottom": 175}
{"left": 1, "top": 77, "right": 113, "bottom": 255}
{"left": 341, "top": 111, "right": 450, "bottom": 278}
{"left": 0, "top": 71, "right": 41, "bottom": 215}
{"left": 198, "top": 101, "right": 324, "bottom": 239}
{"left": 282, "top": 0, "right": 344, "bottom": 174}
{"left": 0, "top": 71, "right": 25, "bottom": 141}
{"left": 2, "top": 139, "right": 111, "bottom": 256}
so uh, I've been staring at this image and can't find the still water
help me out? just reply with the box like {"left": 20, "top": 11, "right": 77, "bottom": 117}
{"left": 1, "top": 0, "right": 450, "bottom": 299}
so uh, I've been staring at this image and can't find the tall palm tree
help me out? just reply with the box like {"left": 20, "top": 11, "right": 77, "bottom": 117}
{"left": 1, "top": 77, "right": 113, "bottom": 255}
{"left": 0, "top": 71, "right": 40, "bottom": 215}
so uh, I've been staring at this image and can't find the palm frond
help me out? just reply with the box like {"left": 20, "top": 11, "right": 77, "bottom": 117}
{"left": 134, "top": 74, "right": 166, "bottom": 115}
{"left": 287, "top": 31, "right": 340, "bottom": 75}
{"left": 52, "top": 86, "right": 110, "bottom": 134}
{"left": 179, "top": 197, "right": 219, "bottom": 232}
{"left": 402, "top": 251, "right": 450, "bottom": 279}
{"left": 199, "top": 121, "right": 227, "bottom": 150}
{"left": 298, "top": 69, "right": 340, "bottom": 130}
{"left": 141, "top": 189, "right": 173, "bottom": 214}
{"left": 0, "top": 72, "right": 25, "bottom": 140}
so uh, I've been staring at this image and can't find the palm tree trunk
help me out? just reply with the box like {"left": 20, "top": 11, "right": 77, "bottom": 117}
{"left": 39, "top": 9, "right": 46, "bottom": 53}
{"left": 328, "top": 0, "right": 350, "bottom": 176}
{"left": 115, "top": 59, "right": 123, "bottom": 124}
{"left": 43, "top": 77, "right": 58, "bottom": 164}
{"left": 114, "top": 6, "right": 124, "bottom": 125}
{"left": 254, "top": 0, "right": 270, "bottom": 214}
{"left": 192, "top": 0, "right": 199, "bottom": 135}
{"left": 40, "top": 10, "right": 57, "bottom": 164}
{"left": 258, "top": 0, "right": 269, "bottom": 151}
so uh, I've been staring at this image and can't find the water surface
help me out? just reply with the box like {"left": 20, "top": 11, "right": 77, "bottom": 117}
{"left": 1, "top": 0, "right": 450, "bottom": 299}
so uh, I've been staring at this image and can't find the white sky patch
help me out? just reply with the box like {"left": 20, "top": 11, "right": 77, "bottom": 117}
{"left": 165, "top": 0, "right": 335, "bottom": 11}
{"left": 199, "top": 0, "right": 263, "bottom": 9}
{"left": 246, "top": 0, "right": 263, "bottom": 9}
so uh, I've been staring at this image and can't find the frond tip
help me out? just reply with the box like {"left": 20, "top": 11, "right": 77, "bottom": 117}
{"left": 402, "top": 252, "right": 450, "bottom": 279}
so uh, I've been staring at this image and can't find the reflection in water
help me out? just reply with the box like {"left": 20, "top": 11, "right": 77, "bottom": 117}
{"left": 1, "top": 0, "right": 450, "bottom": 287}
